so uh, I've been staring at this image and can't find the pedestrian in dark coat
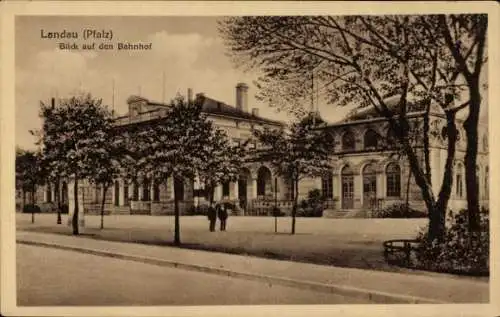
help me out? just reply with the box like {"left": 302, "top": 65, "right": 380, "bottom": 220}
{"left": 207, "top": 204, "right": 217, "bottom": 232}
{"left": 218, "top": 204, "right": 229, "bottom": 231}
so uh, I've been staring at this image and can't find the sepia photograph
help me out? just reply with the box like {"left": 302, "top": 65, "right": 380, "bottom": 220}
{"left": 1, "top": 1, "right": 498, "bottom": 317}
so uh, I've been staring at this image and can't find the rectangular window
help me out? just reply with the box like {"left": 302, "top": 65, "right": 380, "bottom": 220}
{"left": 322, "top": 177, "right": 333, "bottom": 199}
{"left": 46, "top": 185, "right": 52, "bottom": 203}
{"left": 386, "top": 174, "right": 401, "bottom": 197}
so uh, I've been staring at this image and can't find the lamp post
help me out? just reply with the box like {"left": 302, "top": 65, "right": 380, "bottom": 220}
{"left": 274, "top": 177, "right": 278, "bottom": 233}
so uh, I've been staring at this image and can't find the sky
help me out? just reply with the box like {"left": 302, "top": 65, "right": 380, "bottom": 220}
{"left": 15, "top": 16, "right": 355, "bottom": 150}
{"left": 15, "top": 15, "right": 488, "bottom": 150}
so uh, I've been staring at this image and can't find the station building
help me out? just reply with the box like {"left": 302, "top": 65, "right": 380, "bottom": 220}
{"left": 29, "top": 84, "right": 489, "bottom": 217}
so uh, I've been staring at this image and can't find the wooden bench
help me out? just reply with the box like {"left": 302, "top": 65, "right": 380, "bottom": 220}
{"left": 383, "top": 239, "right": 420, "bottom": 267}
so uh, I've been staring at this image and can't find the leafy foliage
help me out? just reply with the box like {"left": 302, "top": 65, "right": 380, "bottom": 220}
{"left": 297, "top": 189, "right": 324, "bottom": 217}
{"left": 372, "top": 203, "right": 426, "bottom": 218}
{"left": 22, "top": 204, "right": 41, "bottom": 214}
{"left": 219, "top": 14, "right": 488, "bottom": 241}
{"left": 253, "top": 119, "right": 334, "bottom": 232}
{"left": 197, "top": 128, "right": 247, "bottom": 203}
{"left": 37, "top": 94, "right": 115, "bottom": 181}
{"left": 16, "top": 148, "right": 45, "bottom": 201}
{"left": 35, "top": 93, "right": 115, "bottom": 234}
{"left": 415, "top": 208, "right": 489, "bottom": 275}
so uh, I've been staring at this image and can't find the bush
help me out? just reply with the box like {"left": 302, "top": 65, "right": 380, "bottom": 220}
{"left": 187, "top": 204, "right": 209, "bottom": 216}
{"left": 60, "top": 204, "right": 69, "bottom": 214}
{"left": 373, "top": 203, "right": 426, "bottom": 218}
{"left": 415, "top": 208, "right": 489, "bottom": 275}
{"left": 272, "top": 206, "right": 285, "bottom": 217}
{"left": 296, "top": 189, "right": 323, "bottom": 217}
{"left": 22, "top": 204, "right": 41, "bottom": 213}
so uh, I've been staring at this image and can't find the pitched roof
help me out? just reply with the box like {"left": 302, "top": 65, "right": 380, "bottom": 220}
{"left": 340, "top": 95, "right": 438, "bottom": 122}
{"left": 195, "top": 95, "right": 283, "bottom": 126}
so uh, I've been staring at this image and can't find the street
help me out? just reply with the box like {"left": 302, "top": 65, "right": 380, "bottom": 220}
{"left": 17, "top": 244, "right": 370, "bottom": 306}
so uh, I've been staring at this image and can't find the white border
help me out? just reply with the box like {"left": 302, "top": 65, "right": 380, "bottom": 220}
{"left": 1, "top": 1, "right": 499, "bottom": 316}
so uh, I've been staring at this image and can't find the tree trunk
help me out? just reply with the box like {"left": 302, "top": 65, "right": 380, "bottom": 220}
{"left": 31, "top": 185, "right": 35, "bottom": 223}
{"left": 423, "top": 105, "right": 432, "bottom": 183}
{"left": 291, "top": 178, "right": 299, "bottom": 235}
{"left": 431, "top": 112, "right": 459, "bottom": 242}
{"left": 100, "top": 184, "right": 108, "bottom": 230}
{"left": 400, "top": 139, "right": 444, "bottom": 241}
{"left": 405, "top": 168, "right": 412, "bottom": 210}
{"left": 55, "top": 179, "right": 62, "bottom": 224}
{"left": 463, "top": 78, "right": 481, "bottom": 233}
{"left": 173, "top": 176, "right": 181, "bottom": 245}
{"left": 72, "top": 177, "right": 79, "bottom": 235}
{"left": 22, "top": 190, "right": 26, "bottom": 209}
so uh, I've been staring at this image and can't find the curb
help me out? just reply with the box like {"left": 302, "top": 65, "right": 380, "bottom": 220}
{"left": 17, "top": 239, "right": 446, "bottom": 304}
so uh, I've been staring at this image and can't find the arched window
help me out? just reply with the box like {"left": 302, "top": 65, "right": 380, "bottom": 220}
{"left": 114, "top": 180, "right": 120, "bottom": 206}
{"left": 386, "top": 127, "right": 398, "bottom": 146}
{"left": 61, "top": 181, "right": 68, "bottom": 204}
{"left": 321, "top": 171, "right": 333, "bottom": 199}
{"left": 174, "top": 177, "right": 184, "bottom": 201}
{"left": 257, "top": 166, "right": 272, "bottom": 197}
{"left": 46, "top": 185, "right": 52, "bottom": 203}
{"left": 153, "top": 179, "right": 160, "bottom": 202}
{"left": 364, "top": 129, "right": 378, "bottom": 149}
{"left": 483, "top": 135, "right": 488, "bottom": 152}
{"left": 386, "top": 163, "right": 401, "bottom": 197}
{"left": 342, "top": 130, "right": 355, "bottom": 151}
{"left": 132, "top": 180, "right": 139, "bottom": 201}
{"left": 456, "top": 163, "right": 464, "bottom": 198}
{"left": 222, "top": 181, "right": 230, "bottom": 197}
{"left": 123, "top": 182, "right": 129, "bottom": 205}
{"left": 142, "top": 178, "right": 150, "bottom": 201}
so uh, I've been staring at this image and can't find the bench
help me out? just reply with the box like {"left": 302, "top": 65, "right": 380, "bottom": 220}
{"left": 383, "top": 239, "right": 420, "bottom": 267}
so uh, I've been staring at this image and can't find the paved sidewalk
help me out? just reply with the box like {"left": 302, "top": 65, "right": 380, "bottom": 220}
{"left": 16, "top": 231, "right": 489, "bottom": 304}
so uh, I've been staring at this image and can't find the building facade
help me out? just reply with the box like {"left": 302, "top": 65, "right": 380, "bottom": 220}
{"left": 30, "top": 85, "right": 489, "bottom": 218}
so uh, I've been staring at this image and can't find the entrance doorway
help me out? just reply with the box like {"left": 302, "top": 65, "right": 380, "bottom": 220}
{"left": 362, "top": 164, "right": 377, "bottom": 209}
{"left": 341, "top": 165, "right": 354, "bottom": 209}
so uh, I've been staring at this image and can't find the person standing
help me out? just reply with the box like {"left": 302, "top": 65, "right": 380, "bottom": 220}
{"left": 207, "top": 203, "right": 217, "bottom": 232}
{"left": 218, "top": 203, "right": 229, "bottom": 231}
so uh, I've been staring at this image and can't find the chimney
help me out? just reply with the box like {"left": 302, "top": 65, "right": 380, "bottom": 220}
{"left": 187, "top": 88, "right": 193, "bottom": 103}
{"left": 236, "top": 82, "right": 248, "bottom": 112}
{"left": 251, "top": 107, "right": 259, "bottom": 117}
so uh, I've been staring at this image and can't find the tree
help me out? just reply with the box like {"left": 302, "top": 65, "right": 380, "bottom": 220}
{"left": 219, "top": 15, "right": 482, "bottom": 241}
{"left": 36, "top": 93, "right": 114, "bottom": 235}
{"left": 16, "top": 148, "right": 44, "bottom": 223}
{"left": 436, "top": 15, "right": 488, "bottom": 232}
{"left": 197, "top": 129, "right": 247, "bottom": 206}
{"left": 128, "top": 96, "right": 214, "bottom": 245}
{"left": 253, "top": 119, "right": 334, "bottom": 234}
{"left": 82, "top": 111, "right": 123, "bottom": 230}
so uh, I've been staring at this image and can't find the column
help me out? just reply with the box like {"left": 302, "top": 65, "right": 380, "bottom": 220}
{"left": 169, "top": 177, "right": 175, "bottom": 200}
{"left": 251, "top": 178, "right": 258, "bottom": 199}
{"left": 119, "top": 179, "right": 126, "bottom": 206}
{"left": 376, "top": 173, "right": 384, "bottom": 199}
{"left": 193, "top": 175, "right": 200, "bottom": 208}
{"left": 231, "top": 181, "right": 239, "bottom": 200}
{"left": 354, "top": 174, "right": 362, "bottom": 209}
{"left": 150, "top": 178, "right": 155, "bottom": 202}
{"left": 214, "top": 184, "right": 222, "bottom": 202}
